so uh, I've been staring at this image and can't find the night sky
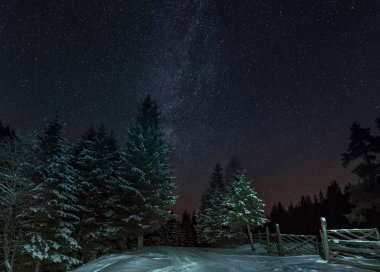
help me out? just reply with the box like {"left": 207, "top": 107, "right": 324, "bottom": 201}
{"left": 1, "top": 1, "right": 380, "bottom": 214}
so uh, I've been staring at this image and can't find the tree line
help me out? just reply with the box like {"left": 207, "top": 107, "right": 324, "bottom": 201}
{"left": 269, "top": 181, "right": 352, "bottom": 234}
{"left": 145, "top": 210, "right": 198, "bottom": 247}
{"left": 0, "top": 96, "right": 175, "bottom": 272}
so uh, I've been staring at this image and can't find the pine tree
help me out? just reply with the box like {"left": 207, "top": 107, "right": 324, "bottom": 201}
{"left": 73, "top": 125, "right": 121, "bottom": 261}
{"left": 191, "top": 211, "right": 198, "bottom": 246}
{"left": 197, "top": 162, "right": 228, "bottom": 245}
{"left": 324, "top": 181, "right": 349, "bottom": 228}
{"left": 342, "top": 118, "right": 380, "bottom": 226}
{"left": 269, "top": 202, "right": 287, "bottom": 232}
{"left": 0, "top": 140, "right": 43, "bottom": 272}
{"left": 224, "top": 169, "right": 267, "bottom": 249}
{"left": 0, "top": 121, "right": 16, "bottom": 142}
{"left": 180, "top": 209, "right": 194, "bottom": 246}
{"left": 23, "top": 116, "right": 80, "bottom": 271}
{"left": 119, "top": 95, "right": 176, "bottom": 249}
{"left": 224, "top": 157, "right": 243, "bottom": 189}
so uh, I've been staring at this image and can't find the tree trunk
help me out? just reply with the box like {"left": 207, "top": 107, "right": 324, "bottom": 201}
{"left": 4, "top": 260, "right": 13, "bottom": 272}
{"left": 4, "top": 247, "right": 12, "bottom": 272}
{"left": 137, "top": 235, "right": 144, "bottom": 250}
{"left": 246, "top": 224, "right": 254, "bottom": 251}
{"left": 35, "top": 260, "right": 41, "bottom": 272}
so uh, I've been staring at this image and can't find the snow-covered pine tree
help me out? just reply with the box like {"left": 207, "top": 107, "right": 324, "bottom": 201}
{"left": 0, "top": 139, "right": 44, "bottom": 272}
{"left": 197, "top": 163, "right": 228, "bottom": 245}
{"left": 73, "top": 125, "right": 120, "bottom": 261}
{"left": 224, "top": 169, "right": 267, "bottom": 249}
{"left": 119, "top": 95, "right": 176, "bottom": 249}
{"left": 167, "top": 220, "right": 182, "bottom": 246}
{"left": 23, "top": 116, "right": 80, "bottom": 271}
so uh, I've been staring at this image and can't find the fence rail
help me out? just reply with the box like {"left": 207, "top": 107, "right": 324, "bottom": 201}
{"left": 250, "top": 219, "right": 380, "bottom": 270}
{"left": 320, "top": 217, "right": 380, "bottom": 271}
{"left": 251, "top": 224, "right": 318, "bottom": 256}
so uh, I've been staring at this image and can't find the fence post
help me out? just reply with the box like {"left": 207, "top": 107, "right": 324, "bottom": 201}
{"left": 375, "top": 228, "right": 380, "bottom": 241}
{"left": 258, "top": 231, "right": 262, "bottom": 243}
{"left": 315, "top": 236, "right": 319, "bottom": 255}
{"left": 320, "top": 217, "right": 329, "bottom": 261}
{"left": 275, "top": 224, "right": 284, "bottom": 256}
{"left": 265, "top": 226, "right": 270, "bottom": 253}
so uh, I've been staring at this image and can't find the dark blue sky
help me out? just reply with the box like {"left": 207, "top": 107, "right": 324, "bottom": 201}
{"left": 1, "top": 0, "right": 379, "bottom": 213}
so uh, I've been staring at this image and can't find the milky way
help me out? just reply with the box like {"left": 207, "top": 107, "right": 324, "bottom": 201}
{"left": 1, "top": 1, "right": 380, "bottom": 214}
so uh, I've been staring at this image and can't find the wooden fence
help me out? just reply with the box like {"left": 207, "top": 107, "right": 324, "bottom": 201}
{"left": 320, "top": 217, "right": 380, "bottom": 271}
{"left": 252, "top": 224, "right": 319, "bottom": 256}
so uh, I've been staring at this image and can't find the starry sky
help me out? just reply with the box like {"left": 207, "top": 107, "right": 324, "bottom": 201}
{"left": 1, "top": 0, "right": 380, "bottom": 214}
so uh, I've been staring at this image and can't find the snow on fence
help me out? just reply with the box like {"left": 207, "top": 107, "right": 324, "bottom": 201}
{"left": 252, "top": 224, "right": 319, "bottom": 256}
{"left": 320, "top": 217, "right": 380, "bottom": 271}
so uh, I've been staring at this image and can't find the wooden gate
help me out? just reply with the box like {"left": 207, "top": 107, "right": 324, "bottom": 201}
{"left": 263, "top": 224, "right": 318, "bottom": 256}
{"left": 280, "top": 234, "right": 318, "bottom": 256}
{"left": 267, "top": 233, "right": 280, "bottom": 254}
{"left": 320, "top": 217, "right": 380, "bottom": 271}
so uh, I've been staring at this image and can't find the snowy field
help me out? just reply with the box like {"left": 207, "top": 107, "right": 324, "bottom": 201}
{"left": 72, "top": 244, "right": 368, "bottom": 272}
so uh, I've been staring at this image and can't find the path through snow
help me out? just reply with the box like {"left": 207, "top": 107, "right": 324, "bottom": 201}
{"left": 72, "top": 246, "right": 367, "bottom": 272}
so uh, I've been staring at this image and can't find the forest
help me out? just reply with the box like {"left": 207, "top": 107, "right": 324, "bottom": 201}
{"left": 0, "top": 96, "right": 266, "bottom": 272}
{"left": 1, "top": 96, "right": 379, "bottom": 272}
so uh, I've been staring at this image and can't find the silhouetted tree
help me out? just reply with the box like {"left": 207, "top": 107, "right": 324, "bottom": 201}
{"left": 269, "top": 203, "right": 287, "bottom": 232}
{"left": 180, "top": 210, "right": 194, "bottom": 246}
{"left": 323, "top": 181, "right": 349, "bottom": 228}
{"left": 271, "top": 181, "right": 352, "bottom": 235}
{"left": 342, "top": 118, "right": 380, "bottom": 227}
{"left": 0, "top": 121, "right": 16, "bottom": 142}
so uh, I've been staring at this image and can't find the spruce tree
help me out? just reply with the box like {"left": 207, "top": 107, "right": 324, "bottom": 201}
{"left": 224, "top": 169, "right": 267, "bottom": 249}
{"left": 224, "top": 157, "right": 243, "bottom": 189}
{"left": 180, "top": 209, "right": 193, "bottom": 246}
{"left": 23, "top": 116, "right": 80, "bottom": 271}
{"left": 325, "top": 181, "right": 349, "bottom": 228}
{"left": 191, "top": 211, "right": 198, "bottom": 246}
{"left": 342, "top": 118, "right": 380, "bottom": 226}
{"left": 197, "top": 163, "right": 228, "bottom": 245}
{"left": 0, "top": 140, "right": 43, "bottom": 272}
{"left": 73, "top": 125, "right": 120, "bottom": 260}
{"left": 269, "top": 203, "right": 287, "bottom": 232}
{"left": 119, "top": 95, "right": 176, "bottom": 249}
{"left": 0, "top": 121, "right": 16, "bottom": 142}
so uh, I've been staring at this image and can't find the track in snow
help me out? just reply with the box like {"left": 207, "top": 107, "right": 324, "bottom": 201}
{"left": 72, "top": 246, "right": 368, "bottom": 272}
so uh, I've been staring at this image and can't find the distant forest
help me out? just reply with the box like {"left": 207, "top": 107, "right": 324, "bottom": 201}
{"left": 268, "top": 180, "right": 352, "bottom": 234}
{"left": 269, "top": 117, "right": 380, "bottom": 234}
{"left": 148, "top": 117, "right": 380, "bottom": 244}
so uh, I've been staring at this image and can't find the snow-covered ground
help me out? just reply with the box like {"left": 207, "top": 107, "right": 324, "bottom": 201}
{"left": 72, "top": 244, "right": 368, "bottom": 272}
